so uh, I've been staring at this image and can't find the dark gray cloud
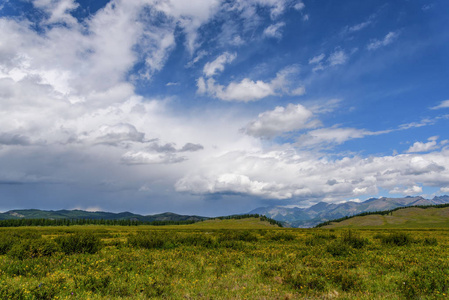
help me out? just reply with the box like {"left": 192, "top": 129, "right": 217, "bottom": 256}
{"left": 148, "top": 142, "right": 177, "bottom": 153}
{"left": 0, "top": 133, "right": 31, "bottom": 146}
{"left": 180, "top": 143, "right": 204, "bottom": 152}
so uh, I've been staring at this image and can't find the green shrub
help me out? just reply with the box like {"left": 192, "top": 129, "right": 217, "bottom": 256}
{"left": 177, "top": 233, "right": 217, "bottom": 248}
{"left": 332, "top": 272, "right": 361, "bottom": 291}
{"left": 284, "top": 271, "right": 326, "bottom": 292}
{"left": 400, "top": 268, "right": 449, "bottom": 298}
{"left": 326, "top": 241, "right": 351, "bottom": 257}
{"left": 380, "top": 232, "right": 413, "bottom": 246}
{"left": 217, "top": 230, "right": 258, "bottom": 242}
{"left": 305, "top": 232, "right": 336, "bottom": 246}
{"left": 75, "top": 273, "right": 111, "bottom": 294}
{"left": 341, "top": 230, "right": 369, "bottom": 249}
{"left": 423, "top": 237, "right": 438, "bottom": 246}
{"left": 8, "top": 238, "right": 59, "bottom": 260}
{"left": 0, "top": 234, "right": 20, "bottom": 255}
{"left": 55, "top": 232, "right": 103, "bottom": 254}
{"left": 128, "top": 231, "right": 167, "bottom": 249}
{"left": 266, "top": 231, "right": 295, "bottom": 241}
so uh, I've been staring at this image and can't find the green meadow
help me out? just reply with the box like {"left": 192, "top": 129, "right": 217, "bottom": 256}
{"left": 321, "top": 206, "right": 449, "bottom": 229}
{"left": 1, "top": 217, "right": 448, "bottom": 299}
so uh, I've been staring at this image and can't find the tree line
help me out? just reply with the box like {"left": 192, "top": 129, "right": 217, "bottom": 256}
{"left": 0, "top": 218, "right": 198, "bottom": 227}
{"left": 212, "top": 214, "right": 284, "bottom": 227}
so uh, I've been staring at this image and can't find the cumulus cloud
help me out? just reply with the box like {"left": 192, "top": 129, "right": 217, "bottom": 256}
{"left": 151, "top": 0, "right": 221, "bottom": 54}
{"left": 243, "top": 104, "right": 320, "bottom": 138}
{"left": 430, "top": 100, "right": 449, "bottom": 110}
{"left": 203, "top": 52, "right": 237, "bottom": 77}
{"left": 121, "top": 151, "right": 186, "bottom": 165}
{"left": 176, "top": 173, "right": 302, "bottom": 199}
{"left": 390, "top": 185, "right": 423, "bottom": 195}
{"left": 2, "top": 0, "right": 448, "bottom": 214}
{"left": 82, "top": 123, "right": 146, "bottom": 146}
{"left": 263, "top": 22, "right": 286, "bottom": 39}
{"left": 201, "top": 77, "right": 275, "bottom": 102}
{"left": 406, "top": 136, "right": 440, "bottom": 153}
{"left": 367, "top": 31, "right": 399, "bottom": 50}
{"left": 33, "top": 0, "right": 79, "bottom": 26}
{"left": 176, "top": 148, "right": 449, "bottom": 200}
{"left": 198, "top": 65, "right": 303, "bottom": 102}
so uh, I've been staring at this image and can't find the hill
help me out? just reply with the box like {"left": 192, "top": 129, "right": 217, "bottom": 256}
{"left": 0, "top": 209, "right": 207, "bottom": 222}
{"left": 166, "top": 217, "right": 282, "bottom": 229}
{"left": 319, "top": 205, "right": 449, "bottom": 229}
{"left": 249, "top": 195, "right": 449, "bottom": 227}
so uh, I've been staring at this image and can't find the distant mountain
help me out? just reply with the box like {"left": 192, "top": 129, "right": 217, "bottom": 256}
{"left": 0, "top": 209, "right": 208, "bottom": 222}
{"left": 249, "top": 195, "right": 449, "bottom": 228}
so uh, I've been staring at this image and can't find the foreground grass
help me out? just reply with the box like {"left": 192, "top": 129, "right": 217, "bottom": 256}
{"left": 1, "top": 223, "right": 449, "bottom": 299}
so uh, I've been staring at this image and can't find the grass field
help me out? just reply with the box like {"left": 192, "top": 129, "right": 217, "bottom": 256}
{"left": 1, "top": 218, "right": 448, "bottom": 299}
{"left": 322, "top": 206, "right": 449, "bottom": 229}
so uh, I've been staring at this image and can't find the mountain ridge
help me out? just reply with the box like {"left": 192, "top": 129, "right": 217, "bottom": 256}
{"left": 249, "top": 195, "right": 449, "bottom": 227}
{"left": 0, "top": 209, "right": 208, "bottom": 222}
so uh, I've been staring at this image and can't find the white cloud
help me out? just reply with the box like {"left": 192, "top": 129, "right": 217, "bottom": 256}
{"left": 185, "top": 50, "right": 208, "bottom": 68}
{"left": 309, "top": 54, "right": 325, "bottom": 64}
{"left": 243, "top": 104, "right": 320, "bottom": 138}
{"left": 2, "top": 0, "right": 449, "bottom": 213}
{"left": 344, "top": 13, "right": 376, "bottom": 34}
{"left": 33, "top": 0, "right": 79, "bottom": 26}
{"left": 328, "top": 50, "right": 348, "bottom": 66}
{"left": 348, "top": 20, "right": 371, "bottom": 32}
{"left": 203, "top": 52, "right": 237, "bottom": 77}
{"left": 176, "top": 148, "right": 449, "bottom": 200}
{"left": 430, "top": 100, "right": 449, "bottom": 110}
{"left": 440, "top": 187, "right": 449, "bottom": 193}
{"left": 198, "top": 65, "right": 302, "bottom": 102}
{"left": 291, "top": 86, "right": 306, "bottom": 96}
{"left": 263, "top": 22, "right": 285, "bottom": 39}
{"left": 204, "top": 77, "right": 275, "bottom": 102}
{"left": 196, "top": 77, "right": 207, "bottom": 94}
{"left": 367, "top": 31, "right": 399, "bottom": 50}
{"left": 296, "top": 126, "right": 384, "bottom": 148}
{"left": 152, "top": 0, "right": 221, "bottom": 54}
{"left": 294, "top": 2, "right": 305, "bottom": 11}
{"left": 406, "top": 136, "right": 440, "bottom": 153}
{"left": 390, "top": 185, "right": 423, "bottom": 195}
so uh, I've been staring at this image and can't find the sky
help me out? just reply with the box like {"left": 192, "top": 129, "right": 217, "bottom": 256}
{"left": 0, "top": 0, "right": 449, "bottom": 216}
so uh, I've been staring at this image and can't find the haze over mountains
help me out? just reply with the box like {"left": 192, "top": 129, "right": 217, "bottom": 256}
{"left": 250, "top": 196, "right": 449, "bottom": 227}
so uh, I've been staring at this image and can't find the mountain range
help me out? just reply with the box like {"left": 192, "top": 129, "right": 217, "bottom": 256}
{"left": 249, "top": 195, "right": 449, "bottom": 227}
{"left": 2, "top": 195, "right": 449, "bottom": 228}
{"left": 0, "top": 209, "right": 207, "bottom": 222}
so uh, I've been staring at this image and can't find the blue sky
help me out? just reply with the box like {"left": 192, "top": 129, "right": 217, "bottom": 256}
{"left": 0, "top": 0, "right": 448, "bottom": 216}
